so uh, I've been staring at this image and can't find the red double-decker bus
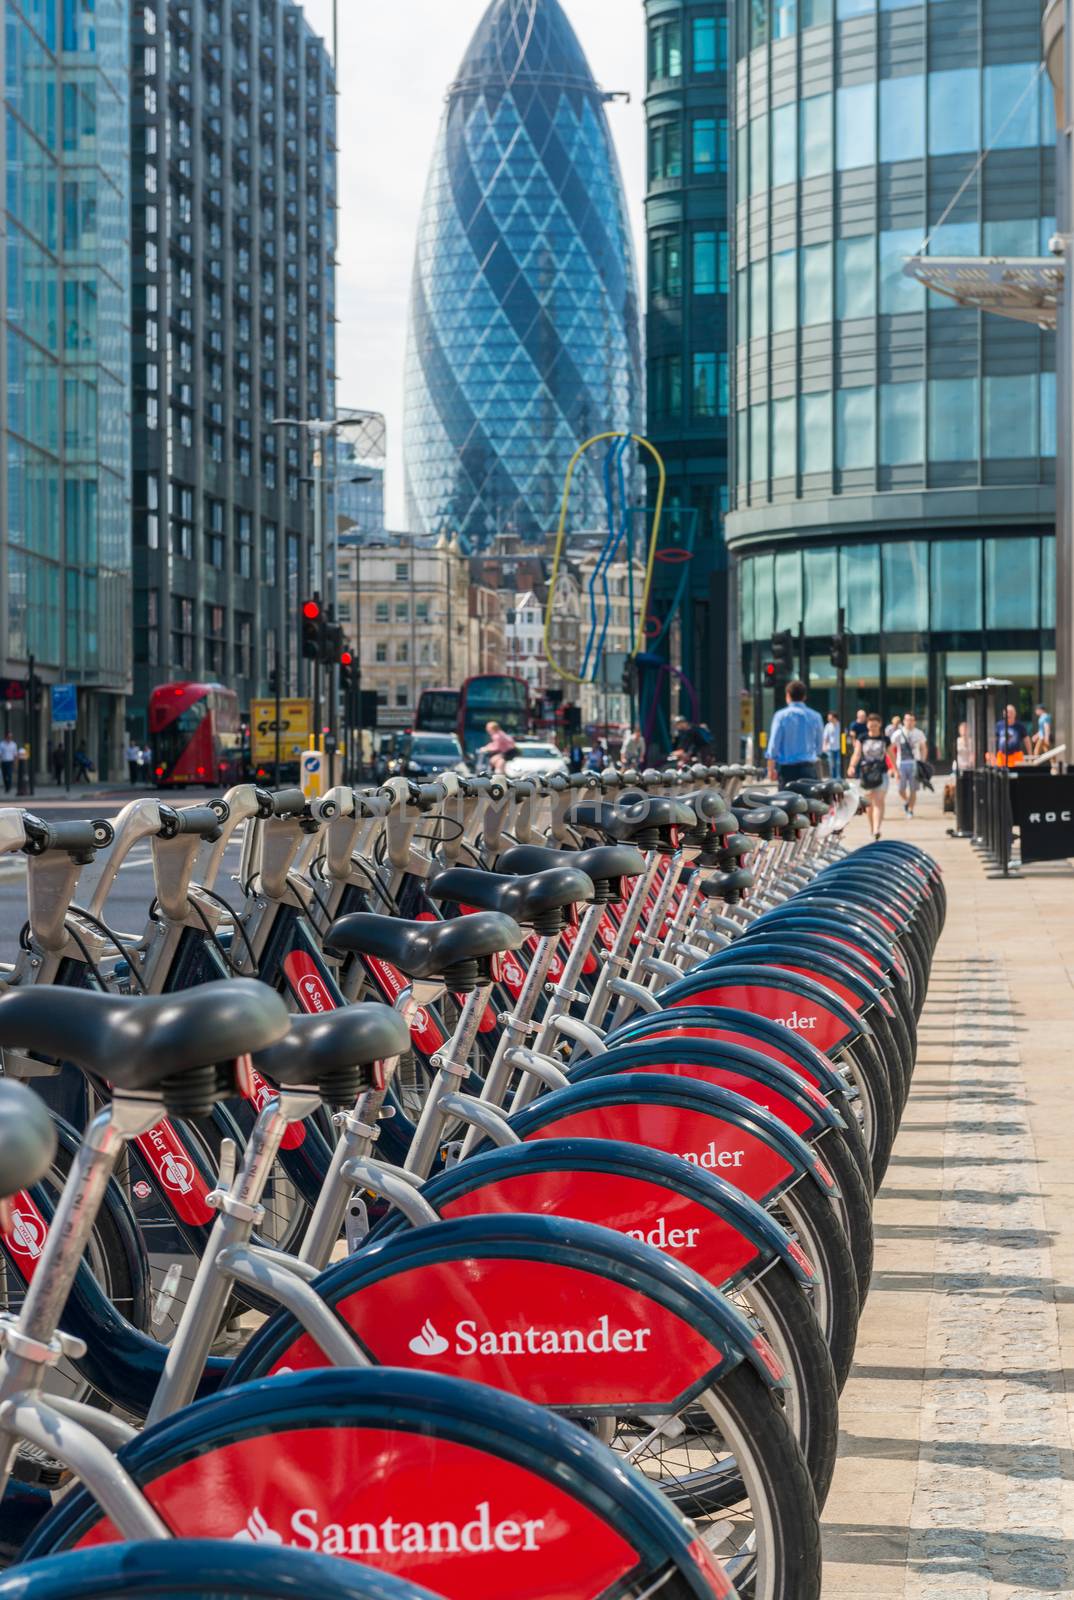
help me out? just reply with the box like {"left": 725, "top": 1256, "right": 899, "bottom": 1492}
{"left": 149, "top": 682, "right": 242, "bottom": 787}
{"left": 415, "top": 676, "right": 529, "bottom": 759}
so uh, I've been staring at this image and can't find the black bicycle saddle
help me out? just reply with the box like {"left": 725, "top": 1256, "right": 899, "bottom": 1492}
{"left": 698, "top": 867, "right": 755, "bottom": 901}
{"left": 0, "top": 1079, "right": 57, "bottom": 1198}
{"left": 324, "top": 910, "right": 522, "bottom": 992}
{"left": 426, "top": 864, "right": 595, "bottom": 933}
{"left": 253, "top": 1003, "right": 411, "bottom": 1107}
{"left": 568, "top": 797, "right": 695, "bottom": 847}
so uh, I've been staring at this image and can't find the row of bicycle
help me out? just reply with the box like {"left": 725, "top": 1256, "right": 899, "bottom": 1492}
{"left": 0, "top": 762, "right": 940, "bottom": 1597}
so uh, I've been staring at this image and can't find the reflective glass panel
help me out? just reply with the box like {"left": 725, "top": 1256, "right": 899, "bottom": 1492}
{"left": 800, "top": 241, "right": 832, "bottom": 325}
{"left": 772, "top": 397, "right": 796, "bottom": 475}
{"left": 838, "top": 0, "right": 875, "bottom": 17}
{"left": 986, "top": 537, "right": 1040, "bottom": 629}
{"left": 880, "top": 75, "right": 925, "bottom": 162}
{"left": 800, "top": 391, "right": 832, "bottom": 473}
{"left": 983, "top": 374, "right": 1038, "bottom": 458}
{"left": 984, "top": 62, "right": 1041, "bottom": 150}
{"left": 775, "top": 549, "right": 803, "bottom": 629}
{"left": 800, "top": 93, "right": 832, "bottom": 178}
{"left": 836, "top": 386, "right": 876, "bottom": 469}
{"left": 774, "top": 0, "right": 797, "bottom": 36}
{"left": 804, "top": 547, "right": 838, "bottom": 632}
{"left": 751, "top": 258, "right": 769, "bottom": 337}
{"left": 879, "top": 229, "right": 925, "bottom": 313}
{"left": 750, "top": 401, "right": 769, "bottom": 480}
{"left": 836, "top": 235, "right": 875, "bottom": 319}
{"left": 693, "top": 231, "right": 717, "bottom": 295}
{"left": 1042, "top": 537, "right": 1056, "bottom": 627}
{"left": 983, "top": 218, "right": 1037, "bottom": 255}
{"left": 928, "top": 378, "right": 978, "bottom": 462}
{"left": 772, "top": 249, "right": 797, "bottom": 332}
{"left": 737, "top": 269, "right": 749, "bottom": 338}
{"left": 750, "top": 113, "right": 768, "bottom": 194}
{"left": 928, "top": 68, "right": 980, "bottom": 156}
{"left": 931, "top": 540, "right": 982, "bottom": 629}
{"left": 879, "top": 381, "right": 924, "bottom": 465}
{"left": 737, "top": 407, "right": 749, "bottom": 484}
{"left": 802, "top": 0, "right": 832, "bottom": 24}
{"left": 771, "top": 103, "right": 797, "bottom": 186}
{"left": 693, "top": 16, "right": 718, "bottom": 71}
{"left": 754, "top": 552, "right": 775, "bottom": 634}
{"left": 740, "top": 556, "right": 755, "bottom": 639}
{"left": 840, "top": 544, "right": 881, "bottom": 634}
{"left": 693, "top": 117, "right": 718, "bottom": 174}
{"left": 882, "top": 541, "right": 929, "bottom": 632}
{"left": 837, "top": 83, "right": 876, "bottom": 170}
{"left": 1041, "top": 372, "right": 1056, "bottom": 457}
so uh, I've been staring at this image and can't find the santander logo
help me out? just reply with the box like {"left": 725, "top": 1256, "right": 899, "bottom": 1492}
{"left": 681, "top": 1143, "right": 745, "bottom": 1171}
{"left": 298, "top": 975, "right": 330, "bottom": 1014}
{"left": 774, "top": 1010, "right": 818, "bottom": 1032}
{"left": 406, "top": 1315, "right": 652, "bottom": 1358}
{"left": 409, "top": 1318, "right": 450, "bottom": 1357}
{"left": 7, "top": 1207, "right": 46, "bottom": 1260}
{"left": 231, "top": 1501, "right": 547, "bottom": 1556}
{"left": 157, "top": 1149, "right": 194, "bottom": 1196}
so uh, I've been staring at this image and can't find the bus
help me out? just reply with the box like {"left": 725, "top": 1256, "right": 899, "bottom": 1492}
{"left": 414, "top": 675, "right": 530, "bottom": 759}
{"left": 150, "top": 682, "right": 243, "bottom": 787}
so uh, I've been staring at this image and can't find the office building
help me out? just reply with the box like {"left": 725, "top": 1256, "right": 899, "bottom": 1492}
{"left": 129, "top": 0, "right": 336, "bottom": 731}
{"left": 643, "top": 0, "right": 731, "bottom": 745}
{"left": 403, "top": 0, "right": 643, "bottom": 548}
{"left": 727, "top": 0, "right": 1056, "bottom": 756}
{"left": 1, "top": 0, "right": 132, "bottom": 775}
{"left": 335, "top": 413, "right": 386, "bottom": 539}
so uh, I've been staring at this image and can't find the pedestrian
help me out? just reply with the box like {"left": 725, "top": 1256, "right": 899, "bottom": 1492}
{"left": 125, "top": 736, "right": 141, "bottom": 785}
{"left": 822, "top": 712, "right": 842, "bottom": 779}
{"left": 955, "top": 720, "right": 974, "bottom": 773}
{"left": 0, "top": 733, "right": 17, "bottom": 795}
{"left": 73, "top": 742, "right": 94, "bottom": 783}
{"left": 476, "top": 720, "right": 517, "bottom": 774}
{"left": 670, "top": 716, "right": 711, "bottom": 765}
{"left": 890, "top": 712, "right": 928, "bottom": 817}
{"left": 1031, "top": 703, "right": 1053, "bottom": 759}
{"left": 766, "top": 680, "right": 824, "bottom": 784}
{"left": 848, "top": 706, "right": 869, "bottom": 746}
{"left": 848, "top": 711, "right": 897, "bottom": 839}
{"left": 885, "top": 713, "right": 901, "bottom": 740}
{"left": 994, "top": 704, "right": 1030, "bottom": 767}
{"left": 621, "top": 725, "right": 645, "bottom": 767}
{"left": 140, "top": 744, "right": 152, "bottom": 783}
{"left": 568, "top": 740, "right": 584, "bottom": 774}
{"left": 585, "top": 739, "right": 607, "bottom": 773}
{"left": 50, "top": 741, "right": 65, "bottom": 785}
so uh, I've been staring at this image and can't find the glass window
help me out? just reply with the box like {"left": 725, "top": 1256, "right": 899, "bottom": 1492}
{"left": 737, "top": 408, "right": 749, "bottom": 486}
{"left": 836, "top": 387, "right": 876, "bottom": 469}
{"left": 883, "top": 542, "right": 929, "bottom": 632}
{"left": 800, "top": 392, "right": 832, "bottom": 473}
{"left": 693, "top": 117, "right": 718, "bottom": 174}
{"left": 880, "top": 75, "right": 924, "bottom": 162}
{"left": 928, "top": 378, "right": 978, "bottom": 462}
{"left": 931, "top": 540, "right": 982, "bottom": 630}
{"left": 838, "top": 0, "right": 874, "bottom": 16}
{"left": 879, "top": 381, "right": 924, "bottom": 465}
{"left": 772, "top": 249, "right": 797, "bottom": 332}
{"left": 649, "top": 19, "right": 682, "bottom": 80}
{"left": 750, "top": 402, "right": 769, "bottom": 481}
{"left": 740, "top": 558, "right": 755, "bottom": 641}
{"left": 804, "top": 548, "right": 838, "bottom": 632}
{"left": 692, "top": 16, "right": 718, "bottom": 72}
{"left": 983, "top": 374, "right": 1038, "bottom": 458}
{"left": 928, "top": 68, "right": 980, "bottom": 156}
{"left": 773, "top": 0, "right": 797, "bottom": 39}
{"left": 836, "top": 236, "right": 875, "bottom": 319}
{"left": 837, "top": 84, "right": 876, "bottom": 170}
{"left": 772, "top": 397, "right": 796, "bottom": 476}
{"left": 736, "top": 125, "right": 748, "bottom": 204}
{"left": 984, "top": 62, "right": 1041, "bottom": 150}
{"left": 754, "top": 553, "right": 775, "bottom": 635}
{"left": 800, "top": 242, "right": 832, "bottom": 325}
{"left": 879, "top": 229, "right": 925, "bottom": 314}
{"left": 983, "top": 218, "right": 1037, "bottom": 255}
{"left": 750, "top": 0, "right": 769, "bottom": 48}
{"left": 986, "top": 536, "right": 1040, "bottom": 629}
{"left": 1041, "top": 372, "right": 1056, "bottom": 457}
{"left": 799, "top": 93, "right": 832, "bottom": 179}
{"left": 749, "top": 113, "right": 768, "bottom": 194}
{"left": 775, "top": 550, "right": 803, "bottom": 628}
{"left": 1042, "top": 537, "right": 1056, "bottom": 627}
{"left": 841, "top": 544, "right": 881, "bottom": 634}
{"left": 928, "top": 220, "right": 980, "bottom": 257}
{"left": 692, "top": 352, "right": 718, "bottom": 417}
{"left": 693, "top": 231, "right": 717, "bottom": 295}
{"left": 750, "top": 259, "right": 769, "bottom": 337}
{"left": 737, "top": 270, "right": 749, "bottom": 339}
{"left": 802, "top": 0, "right": 832, "bottom": 23}
{"left": 771, "top": 103, "right": 797, "bottom": 187}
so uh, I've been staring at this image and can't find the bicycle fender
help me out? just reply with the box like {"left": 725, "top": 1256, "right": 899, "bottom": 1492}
{"left": 658, "top": 962, "right": 868, "bottom": 1056}
{"left": 603, "top": 1006, "right": 851, "bottom": 1100}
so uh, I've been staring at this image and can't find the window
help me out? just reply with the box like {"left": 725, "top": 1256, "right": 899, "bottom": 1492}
{"left": 262, "top": 521, "right": 277, "bottom": 584}
{"left": 836, "top": 387, "right": 876, "bottom": 470}
{"left": 836, "top": 236, "right": 875, "bottom": 319}
{"left": 651, "top": 353, "right": 683, "bottom": 418}
{"left": 395, "top": 641, "right": 409, "bottom": 663}
{"left": 749, "top": 113, "right": 768, "bottom": 194}
{"left": 395, "top": 601, "right": 409, "bottom": 621}
{"left": 984, "top": 63, "right": 1041, "bottom": 150}
{"left": 837, "top": 0, "right": 874, "bottom": 16}
{"left": 749, "top": 403, "right": 769, "bottom": 481}
{"left": 836, "top": 84, "right": 876, "bottom": 171}
{"left": 692, "top": 16, "right": 719, "bottom": 71}
{"left": 800, "top": 392, "right": 832, "bottom": 474}
{"left": 804, "top": 548, "right": 838, "bottom": 633}
{"left": 649, "top": 119, "right": 682, "bottom": 181}
{"left": 737, "top": 409, "right": 749, "bottom": 486}
{"left": 931, "top": 541, "right": 982, "bottom": 630}
{"left": 395, "top": 686, "right": 409, "bottom": 708}
{"left": 841, "top": 545, "right": 881, "bottom": 634}
{"left": 986, "top": 537, "right": 1040, "bottom": 629}
{"left": 883, "top": 542, "right": 929, "bottom": 632}
{"left": 1042, "top": 372, "right": 1056, "bottom": 457}
{"left": 879, "top": 382, "right": 924, "bottom": 466}
{"left": 374, "top": 601, "right": 389, "bottom": 623}
{"left": 799, "top": 93, "right": 832, "bottom": 179}
{"left": 984, "top": 218, "right": 1037, "bottom": 256}
{"left": 772, "top": 249, "right": 797, "bottom": 333}
{"left": 772, "top": 398, "right": 796, "bottom": 477}
{"left": 693, "top": 117, "right": 718, "bottom": 175}
{"left": 880, "top": 75, "right": 924, "bottom": 163}
{"left": 692, "top": 231, "right": 717, "bottom": 295}
{"left": 416, "top": 599, "right": 430, "bottom": 622}
{"left": 750, "top": 259, "right": 769, "bottom": 338}
{"left": 692, "top": 353, "right": 718, "bottom": 417}
{"left": 651, "top": 233, "right": 683, "bottom": 299}
{"left": 800, "top": 242, "right": 832, "bottom": 325}
{"left": 771, "top": 103, "right": 797, "bottom": 187}
{"left": 928, "top": 378, "right": 978, "bottom": 462}
{"left": 802, "top": 0, "right": 832, "bottom": 24}
{"left": 394, "top": 561, "right": 409, "bottom": 582}
{"left": 773, "top": 0, "right": 797, "bottom": 39}
{"left": 984, "top": 374, "right": 1038, "bottom": 458}
{"left": 879, "top": 230, "right": 923, "bottom": 315}
{"left": 235, "top": 510, "right": 252, "bottom": 578}
{"left": 649, "top": 18, "right": 682, "bottom": 81}
{"left": 928, "top": 69, "right": 980, "bottom": 156}
{"left": 375, "top": 641, "right": 387, "bottom": 663}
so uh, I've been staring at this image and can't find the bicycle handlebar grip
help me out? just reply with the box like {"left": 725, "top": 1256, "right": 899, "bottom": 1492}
{"left": 270, "top": 788, "right": 308, "bottom": 817}
{"left": 415, "top": 782, "right": 447, "bottom": 809}
{"left": 22, "top": 815, "right": 114, "bottom": 855}
{"left": 172, "top": 801, "right": 229, "bottom": 838}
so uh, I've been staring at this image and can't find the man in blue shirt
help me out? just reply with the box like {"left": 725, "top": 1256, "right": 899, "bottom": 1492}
{"left": 766, "top": 680, "right": 824, "bottom": 784}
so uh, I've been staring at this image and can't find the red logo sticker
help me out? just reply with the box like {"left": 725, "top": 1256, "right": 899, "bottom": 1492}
{"left": 2, "top": 1191, "right": 49, "bottom": 1279}
{"left": 283, "top": 950, "right": 336, "bottom": 1015}
{"left": 134, "top": 1121, "right": 214, "bottom": 1225}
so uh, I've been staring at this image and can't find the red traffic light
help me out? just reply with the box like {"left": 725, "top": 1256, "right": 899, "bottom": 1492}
{"left": 302, "top": 599, "right": 321, "bottom": 620}
{"left": 763, "top": 661, "right": 777, "bottom": 681}
{"left": 340, "top": 650, "right": 353, "bottom": 666}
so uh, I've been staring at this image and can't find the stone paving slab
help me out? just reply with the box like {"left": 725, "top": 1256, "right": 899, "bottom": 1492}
{"left": 821, "top": 791, "right": 1074, "bottom": 1598}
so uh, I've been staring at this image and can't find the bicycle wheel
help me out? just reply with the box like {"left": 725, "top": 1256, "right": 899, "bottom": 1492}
{"left": 770, "top": 1175, "right": 859, "bottom": 1392}
{"left": 817, "top": 1124, "right": 874, "bottom": 1305}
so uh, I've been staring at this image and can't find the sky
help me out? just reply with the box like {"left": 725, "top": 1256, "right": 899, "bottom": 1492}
{"left": 299, "top": 0, "right": 647, "bottom": 525}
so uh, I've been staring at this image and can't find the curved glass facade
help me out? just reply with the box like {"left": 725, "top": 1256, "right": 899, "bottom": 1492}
{"left": 727, "top": 0, "right": 1057, "bottom": 753}
{"left": 404, "top": 0, "right": 642, "bottom": 546}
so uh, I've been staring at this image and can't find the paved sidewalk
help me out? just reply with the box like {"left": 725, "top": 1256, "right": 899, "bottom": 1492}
{"left": 822, "top": 789, "right": 1074, "bottom": 1597}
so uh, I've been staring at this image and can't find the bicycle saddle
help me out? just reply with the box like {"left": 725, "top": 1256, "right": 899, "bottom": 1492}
{"left": 324, "top": 910, "right": 522, "bottom": 992}
{"left": 698, "top": 868, "right": 755, "bottom": 901}
{"left": 0, "top": 980, "right": 290, "bottom": 1114}
{"left": 426, "top": 864, "right": 595, "bottom": 933}
{"left": 253, "top": 1003, "right": 411, "bottom": 1107}
{"left": 0, "top": 1079, "right": 57, "bottom": 1198}
{"left": 741, "top": 789, "right": 808, "bottom": 816}
{"left": 568, "top": 797, "right": 694, "bottom": 846}
{"left": 787, "top": 779, "right": 841, "bottom": 803}
{"left": 497, "top": 842, "right": 645, "bottom": 904}
{"left": 732, "top": 806, "right": 788, "bottom": 838}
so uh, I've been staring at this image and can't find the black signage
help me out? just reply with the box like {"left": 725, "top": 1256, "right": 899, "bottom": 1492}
{"left": 1012, "top": 773, "right": 1074, "bottom": 863}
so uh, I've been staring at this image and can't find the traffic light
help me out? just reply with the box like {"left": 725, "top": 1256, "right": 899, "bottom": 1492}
{"left": 321, "top": 616, "right": 344, "bottom": 666}
{"left": 770, "top": 629, "right": 794, "bottom": 680}
{"left": 762, "top": 660, "right": 778, "bottom": 685}
{"left": 829, "top": 632, "right": 849, "bottom": 671}
{"left": 563, "top": 703, "right": 582, "bottom": 735}
{"left": 621, "top": 655, "right": 639, "bottom": 697}
{"left": 301, "top": 597, "right": 323, "bottom": 660}
{"left": 339, "top": 649, "right": 354, "bottom": 694}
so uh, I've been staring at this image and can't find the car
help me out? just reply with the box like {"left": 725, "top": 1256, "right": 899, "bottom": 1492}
{"left": 373, "top": 731, "right": 470, "bottom": 782}
{"left": 503, "top": 740, "right": 569, "bottom": 780}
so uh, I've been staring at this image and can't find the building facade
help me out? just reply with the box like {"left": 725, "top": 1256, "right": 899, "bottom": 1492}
{"left": 403, "top": 0, "right": 643, "bottom": 547}
{"left": 643, "top": 0, "right": 732, "bottom": 747}
{"left": 335, "top": 414, "right": 386, "bottom": 540}
{"left": 129, "top": 0, "right": 336, "bottom": 734}
{"left": 1, "top": 0, "right": 132, "bottom": 775}
{"left": 727, "top": 0, "right": 1056, "bottom": 758}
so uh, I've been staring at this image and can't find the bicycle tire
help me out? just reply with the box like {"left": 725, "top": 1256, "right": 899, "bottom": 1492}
{"left": 771, "top": 1175, "right": 859, "bottom": 1392}
{"left": 818, "top": 1123, "right": 874, "bottom": 1304}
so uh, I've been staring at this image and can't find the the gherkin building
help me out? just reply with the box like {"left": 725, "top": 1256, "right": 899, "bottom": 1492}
{"left": 404, "top": 0, "right": 643, "bottom": 547}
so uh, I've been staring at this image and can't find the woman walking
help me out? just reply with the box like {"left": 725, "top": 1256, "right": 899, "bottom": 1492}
{"left": 848, "top": 711, "right": 897, "bottom": 839}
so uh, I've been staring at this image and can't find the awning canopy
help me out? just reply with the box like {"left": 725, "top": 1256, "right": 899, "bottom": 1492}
{"left": 903, "top": 256, "right": 1062, "bottom": 329}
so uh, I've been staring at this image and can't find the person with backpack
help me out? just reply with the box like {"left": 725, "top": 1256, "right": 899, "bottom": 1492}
{"left": 890, "top": 711, "right": 929, "bottom": 818}
{"left": 847, "top": 711, "right": 897, "bottom": 839}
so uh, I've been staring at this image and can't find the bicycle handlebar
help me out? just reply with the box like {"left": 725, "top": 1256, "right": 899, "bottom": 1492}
{"left": 158, "top": 801, "right": 229, "bottom": 840}
{"left": 21, "top": 814, "right": 114, "bottom": 856}
{"left": 270, "top": 788, "right": 307, "bottom": 818}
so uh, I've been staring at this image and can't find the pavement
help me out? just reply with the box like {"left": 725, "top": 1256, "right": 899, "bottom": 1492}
{"left": 822, "top": 786, "right": 1074, "bottom": 1597}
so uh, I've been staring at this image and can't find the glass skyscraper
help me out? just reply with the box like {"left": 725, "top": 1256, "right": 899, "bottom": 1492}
{"left": 404, "top": 0, "right": 643, "bottom": 547}
{"left": 728, "top": 0, "right": 1056, "bottom": 756}
{"left": 1, "top": 0, "right": 131, "bottom": 774}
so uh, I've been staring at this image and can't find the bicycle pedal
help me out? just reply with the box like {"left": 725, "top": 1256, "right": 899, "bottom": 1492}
{"left": 11, "top": 1441, "right": 69, "bottom": 1489}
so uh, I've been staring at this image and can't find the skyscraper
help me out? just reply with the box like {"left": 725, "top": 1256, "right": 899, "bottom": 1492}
{"left": 727, "top": 0, "right": 1055, "bottom": 755}
{"left": 404, "top": 0, "right": 643, "bottom": 547}
{"left": 0, "top": 0, "right": 132, "bottom": 775}
{"left": 129, "top": 0, "right": 336, "bottom": 731}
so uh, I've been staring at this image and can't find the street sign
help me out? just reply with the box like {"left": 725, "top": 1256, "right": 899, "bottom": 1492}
{"left": 250, "top": 698, "right": 312, "bottom": 766}
{"left": 300, "top": 748, "right": 323, "bottom": 800}
{"left": 50, "top": 683, "right": 77, "bottom": 729}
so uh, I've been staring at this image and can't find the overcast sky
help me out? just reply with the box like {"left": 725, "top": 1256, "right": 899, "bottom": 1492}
{"left": 299, "top": 0, "right": 647, "bottom": 524}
